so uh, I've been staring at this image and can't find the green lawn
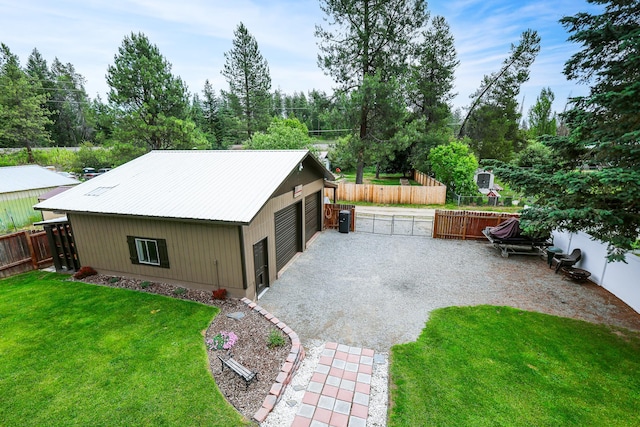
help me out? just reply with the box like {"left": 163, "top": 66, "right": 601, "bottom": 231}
{"left": 340, "top": 171, "right": 421, "bottom": 186}
{"left": 0, "top": 271, "right": 249, "bottom": 426}
{"left": 390, "top": 306, "right": 640, "bottom": 427}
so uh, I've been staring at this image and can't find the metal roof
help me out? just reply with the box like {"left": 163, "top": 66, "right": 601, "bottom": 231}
{"left": 34, "top": 150, "right": 332, "bottom": 224}
{"left": 0, "top": 165, "right": 80, "bottom": 193}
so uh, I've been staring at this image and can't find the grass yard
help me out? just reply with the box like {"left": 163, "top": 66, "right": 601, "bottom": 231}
{"left": 340, "top": 171, "right": 420, "bottom": 186}
{"left": 389, "top": 306, "right": 640, "bottom": 427}
{"left": 0, "top": 271, "right": 249, "bottom": 426}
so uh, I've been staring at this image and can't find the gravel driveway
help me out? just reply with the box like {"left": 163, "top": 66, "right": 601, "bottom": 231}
{"left": 258, "top": 230, "right": 640, "bottom": 351}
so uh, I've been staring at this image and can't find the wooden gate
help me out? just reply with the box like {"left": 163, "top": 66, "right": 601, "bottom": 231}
{"left": 432, "top": 210, "right": 519, "bottom": 240}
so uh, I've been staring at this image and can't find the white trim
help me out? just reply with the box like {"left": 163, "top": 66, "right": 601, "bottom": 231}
{"left": 135, "top": 238, "right": 160, "bottom": 266}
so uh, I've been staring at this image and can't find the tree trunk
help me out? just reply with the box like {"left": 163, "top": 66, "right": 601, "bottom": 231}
{"left": 356, "top": 98, "right": 369, "bottom": 184}
{"left": 25, "top": 141, "right": 35, "bottom": 163}
{"left": 356, "top": 156, "right": 365, "bottom": 184}
{"left": 375, "top": 163, "right": 380, "bottom": 179}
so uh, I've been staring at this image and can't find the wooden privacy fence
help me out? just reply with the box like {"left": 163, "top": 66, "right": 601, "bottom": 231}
{"left": 413, "top": 170, "right": 442, "bottom": 187}
{"left": 323, "top": 203, "right": 356, "bottom": 232}
{"left": 0, "top": 230, "right": 52, "bottom": 278}
{"left": 432, "top": 210, "right": 519, "bottom": 240}
{"left": 325, "top": 182, "right": 446, "bottom": 205}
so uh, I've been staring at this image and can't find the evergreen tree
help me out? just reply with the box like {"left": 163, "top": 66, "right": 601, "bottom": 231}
{"left": 405, "top": 15, "right": 459, "bottom": 173}
{"left": 106, "top": 32, "right": 193, "bottom": 150}
{"left": 491, "top": 0, "right": 640, "bottom": 261}
{"left": 528, "top": 87, "right": 557, "bottom": 137}
{"left": 271, "top": 89, "right": 285, "bottom": 119}
{"left": 407, "top": 15, "right": 458, "bottom": 127}
{"left": 460, "top": 30, "right": 540, "bottom": 161}
{"left": 200, "top": 80, "right": 229, "bottom": 149}
{"left": 222, "top": 22, "right": 272, "bottom": 140}
{"left": 49, "top": 58, "right": 94, "bottom": 145}
{"left": 0, "top": 44, "right": 51, "bottom": 161}
{"left": 307, "top": 89, "right": 332, "bottom": 136}
{"left": 316, "top": 0, "right": 427, "bottom": 183}
{"left": 89, "top": 95, "right": 116, "bottom": 145}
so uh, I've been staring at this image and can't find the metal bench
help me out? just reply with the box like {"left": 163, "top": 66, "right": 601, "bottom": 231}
{"left": 217, "top": 354, "right": 258, "bottom": 390}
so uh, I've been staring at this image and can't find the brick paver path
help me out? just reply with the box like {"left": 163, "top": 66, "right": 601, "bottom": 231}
{"left": 291, "top": 342, "right": 374, "bottom": 427}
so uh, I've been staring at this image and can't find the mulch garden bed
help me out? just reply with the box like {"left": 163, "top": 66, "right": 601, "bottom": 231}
{"left": 74, "top": 274, "right": 291, "bottom": 421}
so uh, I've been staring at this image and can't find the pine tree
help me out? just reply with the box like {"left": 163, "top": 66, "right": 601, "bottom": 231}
{"left": 407, "top": 15, "right": 458, "bottom": 127}
{"left": 49, "top": 58, "right": 94, "bottom": 145}
{"left": 0, "top": 44, "right": 51, "bottom": 161}
{"left": 106, "top": 32, "right": 192, "bottom": 150}
{"left": 222, "top": 22, "right": 272, "bottom": 140}
{"left": 491, "top": 0, "right": 640, "bottom": 261}
{"left": 460, "top": 30, "right": 540, "bottom": 161}
{"left": 528, "top": 87, "right": 557, "bottom": 138}
{"left": 316, "top": 0, "right": 427, "bottom": 183}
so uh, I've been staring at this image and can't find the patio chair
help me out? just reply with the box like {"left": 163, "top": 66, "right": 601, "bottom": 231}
{"left": 553, "top": 248, "right": 582, "bottom": 273}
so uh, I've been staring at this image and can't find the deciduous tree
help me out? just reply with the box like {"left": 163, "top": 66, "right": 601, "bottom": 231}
{"left": 429, "top": 140, "right": 478, "bottom": 196}
{"left": 246, "top": 117, "right": 312, "bottom": 150}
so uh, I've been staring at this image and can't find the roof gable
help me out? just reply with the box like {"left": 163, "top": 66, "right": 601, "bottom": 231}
{"left": 0, "top": 165, "right": 79, "bottom": 193}
{"left": 34, "top": 150, "right": 331, "bottom": 224}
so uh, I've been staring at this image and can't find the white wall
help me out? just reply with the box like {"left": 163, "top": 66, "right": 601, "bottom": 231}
{"left": 552, "top": 230, "right": 640, "bottom": 314}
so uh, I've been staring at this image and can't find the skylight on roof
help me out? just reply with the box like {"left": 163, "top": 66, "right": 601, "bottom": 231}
{"left": 85, "top": 186, "right": 115, "bottom": 196}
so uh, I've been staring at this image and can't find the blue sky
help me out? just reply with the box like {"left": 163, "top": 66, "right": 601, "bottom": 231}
{"left": 1, "top": 0, "right": 599, "bottom": 118}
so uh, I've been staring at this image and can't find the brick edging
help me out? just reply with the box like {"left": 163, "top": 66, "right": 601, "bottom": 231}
{"left": 240, "top": 297, "right": 306, "bottom": 424}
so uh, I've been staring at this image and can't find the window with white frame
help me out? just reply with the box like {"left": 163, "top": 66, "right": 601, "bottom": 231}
{"left": 135, "top": 238, "right": 160, "bottom": 265}
{"left": 126, "top": 236, "right": 170, "bottom": 268}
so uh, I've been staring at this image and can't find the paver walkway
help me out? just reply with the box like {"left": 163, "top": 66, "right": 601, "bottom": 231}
{"left": 291, "top": 342, "right": 374, "bottom": 427}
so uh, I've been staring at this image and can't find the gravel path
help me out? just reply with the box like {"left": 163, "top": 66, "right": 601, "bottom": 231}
{"left": 259, "top": 230, "right": 640, "bottom": 351}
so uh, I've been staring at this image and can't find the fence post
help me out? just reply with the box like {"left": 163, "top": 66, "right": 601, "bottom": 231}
{"left": 24, "top": 231, "right": 39, "bottom": 269}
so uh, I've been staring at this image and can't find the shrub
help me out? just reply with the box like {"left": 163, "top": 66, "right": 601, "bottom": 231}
{"left": 140, "top": 281, "right": 151, "bottom": 289}
{"left": 173, "top": 287, "right": 187, "bottom": 296}
{"left": 73, "top": 266, "right": 97, "bottom": 280}
{"left": 267, "top": 329, "right": 286, "bottom": 348}
{"left": 109, "top": 277, "right": 120, "bottom": 284}
{"left": 212, "top": 288, "right": 227, "bottom": 300}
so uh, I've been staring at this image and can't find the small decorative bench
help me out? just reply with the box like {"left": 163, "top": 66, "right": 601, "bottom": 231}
{"left": 217, "top": 354, "right": 258, "bottom": 390}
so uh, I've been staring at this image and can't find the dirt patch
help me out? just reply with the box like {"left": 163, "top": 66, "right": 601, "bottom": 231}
{"left": 75, "top": 274, "right": 290, "bottom": 422}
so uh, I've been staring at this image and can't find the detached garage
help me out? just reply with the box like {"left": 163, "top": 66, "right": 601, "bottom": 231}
{"left": 35, "top": 150, "right": 333, "bottom": 300}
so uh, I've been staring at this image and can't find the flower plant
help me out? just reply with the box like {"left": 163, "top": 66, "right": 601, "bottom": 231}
{"left": 207, "top": 331, "right": 238, "bottom": 351}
